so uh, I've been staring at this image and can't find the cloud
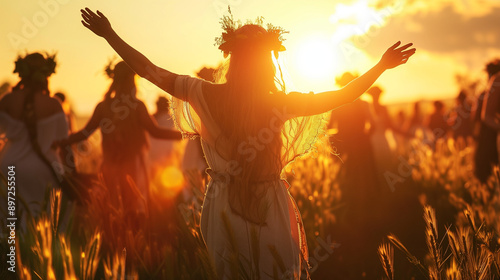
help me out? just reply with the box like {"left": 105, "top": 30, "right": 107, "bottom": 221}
{"left": 373, "top": 0, "right": 500, "bottom": 18}
{"left": 348, "top": 5, "right": 500, "bottom": 55}
{"left": 325, "top": 0, "right": 500, "bottom": 103}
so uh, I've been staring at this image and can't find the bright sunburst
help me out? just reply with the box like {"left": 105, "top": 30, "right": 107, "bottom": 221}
{"left": 295, "top": 36, "right": 336, "bottom": 80}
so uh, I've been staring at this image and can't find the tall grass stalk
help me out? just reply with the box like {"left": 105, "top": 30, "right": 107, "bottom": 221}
{"left": 378, "top": 242, "right": 394, "bottom": 280}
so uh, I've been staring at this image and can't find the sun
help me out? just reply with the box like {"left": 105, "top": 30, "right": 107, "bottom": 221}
{"left": 150, "top": 165, "right": 185, "bottom": 199}
{"left": 160, "top": 166, "right": 184, "bottom": 190}
{"left": 295, "top": 36, "right": 336, "bottom": 80}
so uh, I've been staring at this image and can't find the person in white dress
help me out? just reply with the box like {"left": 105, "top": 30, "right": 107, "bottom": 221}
{"left": 79, "top": 7, "right": 415, "bottom": 279}
{"left": 0, "top": 53, "right": 73, "bottom": 230}
{"left": 149, "top": 96, "right": 178, "bottom": 166}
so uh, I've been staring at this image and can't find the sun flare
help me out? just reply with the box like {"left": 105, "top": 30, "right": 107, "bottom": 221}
{"left": 151, "top": 165, "right": 185, "bottom": 199}
{"left": 295, "top": 37, "right": 336, "bottom": 79}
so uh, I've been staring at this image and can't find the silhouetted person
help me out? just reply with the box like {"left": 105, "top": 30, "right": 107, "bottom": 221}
{"left": 395, "top": 110, "right": 407, "bottom": 131}
{"left": 54, "top": 92, "right": 76, "bottom": 132}
{"left": 393, "top": 110, "right": 409, "bottom": 154}
{"left": 449, "top": 91, "right": 473, "bottom": 141}
{"left": 367, "top": 86, "right": 398, "bottom": 189}
{"left": 148, "top": 96, "right": 178, "bottom": 167}
{"left": 79, "top": 7, "right": 415, "bottom": 278}
{"left": 54, "top": 61, "right": 182, "bottom": 220}
{"left": 408, "top": 102, "right": 422, "bottom": 136}
{"left": 0, "top": 53, "right": 74, "bottom": 229}
{"left": 427, "top": 100, "right": 450, "bottom": 143}
{"left": 329, "top": 74, "right": 381, "bottom": 278}
{"left": 329, "top": 73, "right": 375, "bottom": 165}
{"left": 475, "top": 59, "right": 500, "bottom": 183}
{"left": 329, "top": 72, "right": 378, "bottom": 188}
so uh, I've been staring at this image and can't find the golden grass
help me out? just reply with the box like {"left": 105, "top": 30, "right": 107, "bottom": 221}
{"left": 2, "top": 135, "right": 500, "bottom": 279}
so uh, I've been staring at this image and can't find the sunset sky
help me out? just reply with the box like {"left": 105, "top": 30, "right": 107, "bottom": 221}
{"left": 2, "top": 0, "right": 500, "bottom": 116}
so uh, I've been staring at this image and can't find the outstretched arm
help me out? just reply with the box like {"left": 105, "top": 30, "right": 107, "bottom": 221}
{"left": 281, "top": 42, "right": 416, "bottom": 117}
{"left": 53, "top": 103, "right": 102, "bottom": 147}
{"left": 136, "top": 102, "right": 183, "bottom": 140}
{"left": 80, "top": 8, "right": 179, "bottom": 97}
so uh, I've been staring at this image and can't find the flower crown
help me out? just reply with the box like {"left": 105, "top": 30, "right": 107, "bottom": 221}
{"left": 13, "top": 53, "right": 56, "bottom": 80}
{"left": 104, "top": 59, "right": 136, "bottom": 81}
{"left": 104, "top": 57, "right": 118, "bottom": 79}
{"left": 215, "top": 7, "right": 288, "bottom": 59}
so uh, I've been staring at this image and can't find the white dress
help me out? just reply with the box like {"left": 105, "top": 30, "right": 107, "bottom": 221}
{"left": 173, "top": 75, "right": 307, "bottom": 279}
{"left": 0, "top": 111, "right": 68, "bottom": 225}
{"left": 148, "top": 112, "right": 177, "bottom": 165}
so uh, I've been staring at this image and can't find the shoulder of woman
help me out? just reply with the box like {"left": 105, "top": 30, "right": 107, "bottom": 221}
{"left": 47, "top": 95, "right": 64, "bottom": 112}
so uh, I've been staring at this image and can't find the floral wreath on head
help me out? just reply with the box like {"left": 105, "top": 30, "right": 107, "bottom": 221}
{"left": 215, "top": 7, "right": 288, "bottom": 59}
{"left": 104, "top": 57, "right": 119, "bottom": 79}
{"left": 13, "top": 52, "right": 57, "bottom": 81}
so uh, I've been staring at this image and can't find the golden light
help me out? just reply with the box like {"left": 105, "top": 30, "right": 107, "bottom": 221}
{"left": 155, "top": 165, "right": 185, "bottom": 198}
{"left": 329, "top": 0, "right": 391, "bottom": 44}
{"left": 290, "top": 0, "right": 390, "bottom": 91}
{"left": 295, "top": 36, "right": 337, "bottom": 80}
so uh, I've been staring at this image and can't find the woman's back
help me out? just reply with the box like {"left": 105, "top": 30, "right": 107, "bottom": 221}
{"left": 0, "top": 89, "right": 69, "bottom": 224}
{"left": 97, "top": 97, "right": 148, "bottom": 164}
{"left": 0, "top": 89, "right": 67, "bottom": 163}
{"left": 0, "top": 89, "right": 62, "bottom": 120}
{"left": 197, "top": 82, "right": 283, "bottom": 177}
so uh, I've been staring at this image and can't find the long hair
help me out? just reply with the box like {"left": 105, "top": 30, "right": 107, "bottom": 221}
{"left": 12, "top": 53, "right": 55, "bottom": 146}
{"left": 104, "top": 61, "right": 137, "bottom": 100}
{"left": 101, "top": 61, "right": 148, "bottom": 163}
{"left": 208, "top": 25, "right": 286, "bottom": 224}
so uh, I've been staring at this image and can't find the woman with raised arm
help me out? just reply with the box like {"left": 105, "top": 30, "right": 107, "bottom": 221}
{"left": 54, "top": 61, "right": 182, "bottom": 219}
{"left": 80, "top": 7, "right": 415, "bottom": 279}
{"left": 0, "top": 53, "right": 73, "bottom": 229}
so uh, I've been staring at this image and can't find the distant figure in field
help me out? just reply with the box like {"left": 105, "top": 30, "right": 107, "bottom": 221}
{"left": 393, "top": 110, "right": 410, "bottom": 154}
{"left": 475, "top": 59, "right": 500, "bottom": 183}
{"left": 80, "top": 7, "right": 414, "bottom": 278}
{"left": 367, "top": 86, "right": 397, "bottom": 188}
{"left": 0, "top": 53, "right": 73, "bottom": 228}
{"left": 395, "top": 110, "right": 406, "bottom": 130}
{"left": 427, "top": 100, "right": 450, "bottom": 142}
{"left": 54, "top": 61, "right": 182, "bottom": 218}
{"left": 329, "top": 72, "right": 375, "bottom": 163}
{"left": 408, "top": 102, "right": 423, "bottom": 136}
{"left": 148, "top": 96, "right": 178, "bottom": 167}
{"left": 54, "top": 91, "right": 76, "bottom": 132}
{"left": 329, "top": 72, "right": 377, "bottom": 184}
{"left": 448, "top": 91, "right": 473, "bottom": 141}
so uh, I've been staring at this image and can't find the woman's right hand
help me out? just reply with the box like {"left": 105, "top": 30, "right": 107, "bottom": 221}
{"left": 81, "top": 8, "right": 113, "bottom": 38}
{"left": 379, "top": 41, "right": 416, "bottom": 70}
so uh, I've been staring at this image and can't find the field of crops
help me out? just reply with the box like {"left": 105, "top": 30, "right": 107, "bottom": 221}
{"left": 1, "top": 134, "right": 499, "bottom": 279}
